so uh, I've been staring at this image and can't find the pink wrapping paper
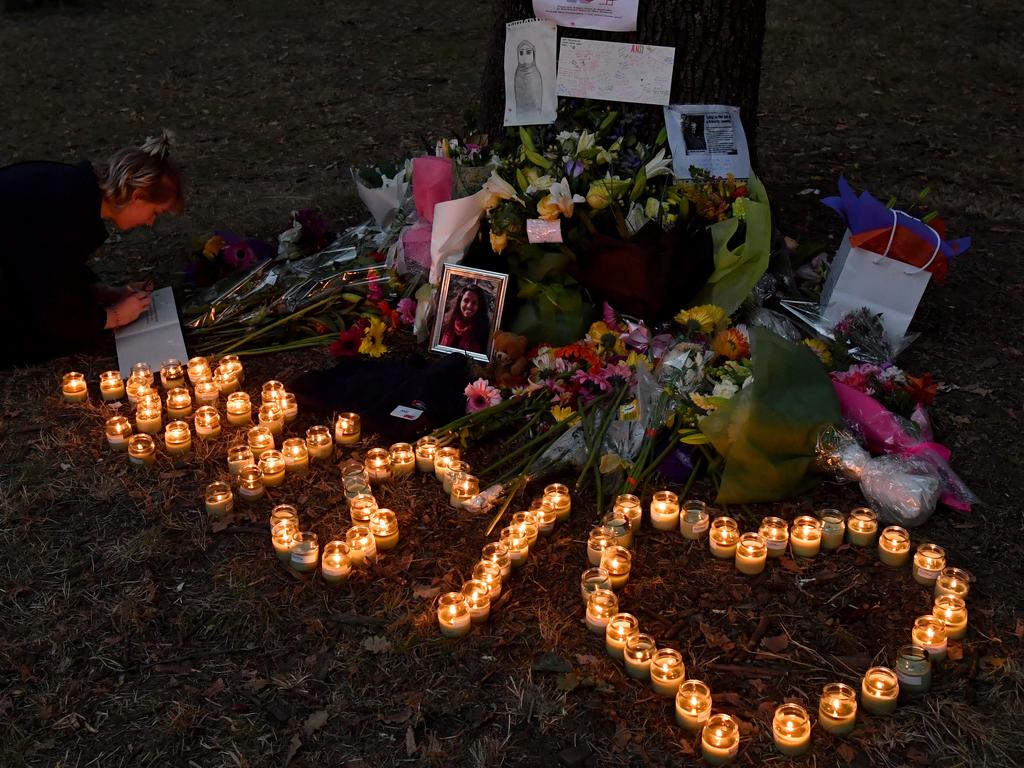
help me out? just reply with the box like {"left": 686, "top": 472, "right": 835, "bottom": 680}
{"left": 403, "top": 156, "right": 453, "bottom": 269}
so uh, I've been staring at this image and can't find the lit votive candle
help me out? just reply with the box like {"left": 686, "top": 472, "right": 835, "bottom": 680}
{"left": 846, "top": 507, "right": 878, "bottom": 547}
{"left": 861, "top": 666, "right": 900, "bottom": 715}
{"left": 650, "top": 489, "right": 680, "bottom": 530}
{"left": 587, "top": 525, "right": 617, "bottom": 567}
{"left": 600, "top": 545, "right": 632, "bottom": 589}
{"left": 105, "top": 415, "right": 132, "bottom": 451}
{"left": 321, "top": 541, "right": 352, "bottom": 586}
{"left": 473, "top": 561, "right": 503, "bottom": 602}
{"left": 709, "top": 516, "right": 740, "bottom": 559}
{"left": 481, "top": 542, "right": 512, "bottom": 581}
{"left": 365, "top": 448, "right": 392, "bottom": 484}
{"left": 605, "top": 612, "right": 639, "bottom": 660}
{"left": 257, "top": 402, "right": 284, "bottom": 440}
{"left": 99, "top": 370, "right": 125, "bottom": 401}
{"left": 281, "top": 437, "right": 310, "bottom": 476}
{"left": 896, "top": 645, "right": 932, "bottom": 694}
{"left": 934, "top": 567, "right": 971, "bottom": 600}
{"left": 820, "top": 509, "right": 846, "bottom": 550}
{"left": 450, "top": 472, "right": 480, "bottom": 510}
{"left": 585, "top": 588, "right": 618, "bottom": 635}
{"left": 499, "top": 526, "right": 530, "bottom": 567}
{"left": 269, "top": 504, "right": 299, "bottom": 531}
{"left": 701, "top": 714, "right": 740, "bottom": 766}
{"left": 125, "top": 375, "right": 153, "bottom": 405}
{"left": 204, "top": 481, "right": 234, "bottom": 519}
{"left": 602, "top": 509, "right": 632, "bottom": 547}
{"left": 389, "top": 442, "right": 415, "bottom": 479}
{"left": 818, "top": 682, "right": 857, "bottom": 736}
{"left": 237, "top": 466, "right": 265, "bottom": 502}
{"left": 581, "top": 567, "right": 611, "bottom": 604}
{"left": 349, "top": 493, "right": 378, "bottom": 527}
{"left": 614, "top": 493, "right": 643, "bottom": 532}
{"left": 280, "top": 392, "right": 298, "bottom": 423}
{"left": 261, "top": 380, "right": 285, "bottom": 407}
{"left": 542, "top": 483, "right": 571, "bottom": 522}
{"left": 534, "top": 502, "right": 557, "bottom": 535}
{"left": 166, "top": 387, "right": 193, "bottom": 419}
{"left": 164, "top": 420, "right": 192, "bottom": 457}
{"left": 135, "top": 403, "right": 163, "bottom": 435}
{"left": 878, "top": 525, "right": 912, "bottom": 567}
{"left": 370, "top": 509, "right": 400, "bottom": 551}
{"left": 127, "top": 433, "right": 157, "bottom": 466}
{"left": 913, "top": 543, "right": 946, "bottom": 586}
{"left": 213, "top": 366, "right": 239, "bottom": 395}
{"left": 225, "top": 392, "right": 252, "bottom": 426}
{"left": 415, "top": 436, "right": 438, "bottom": 472}
{"left": 218, "top": 354, "right": 244, "bottom": 384}
{"left": 433, "top": 446, "right": 459, "bottom": 482}
{"left": 623, "top": 633, "right": 656, "bottom": 681}
{"left": 772, "top": 703, "right": 811, "bottom": 756}
{"left": 61, "top": 371, "right": 88, "bottom": 403}
{"left": 511, "top": 512, "right": 539, "bottom": 547}
{"left": 258, "top": 450, "right": 286, "bottom": 487}
{"left": 437, "top": 592, "right": 472, "bottom": 638}
{"left": 442, "top": 460, "right": 469, "bottom": 494}
{"left": 160, "top": 359, "right": 185, "bottom": 390}
{"left": 130, "top": 362, "right": 154, "bottom": 385}
{"left": 675, "top": 680, "right": 712, "bottom": 732}
{"left": 346, "top": 525, "right": 377, "bottom": 566}
{"left": 290, "top": 531, "right": 319, "bottom": 573}
{"left": 189, "top": 406, "right": 220, "bottom": 439}
{"left": 734, "top": 532, "right": 767, "bottom": 575}
{"left": 305, "top": 425, "right": 334, "bottom": 461}
{"left": 247, "top": 425, "right": 275, "bottom": 454}
{"left": 271, "top": 520, "right": 297, "bottom": 561}
{"left": 758, "top": 516, "right": 788, "bottom": 558}
{"left": 680, "top": 500, "right": 710, "bottom": 540}
{"left": 194, "top": 380, "right": 219, "bottom": 407}
{"left": 187, "top": 356, "right": 211, "bottom": 385}
{"left": 461, "top": 579, "right": 491, "bottom": 623}
{"left": 790, "top": 515, "right": 822, "bottom": 558}
{"left": 335, "top": 412, "right": 361, "bottom": 445}
{"left": 227, "top": 445, "right": 255, "bottom": 476}
{"left": 933, "top": 595, "right": 968, "bottom": 640}
{"left": 650, "top": 648, "right": 685, "bottom": 696}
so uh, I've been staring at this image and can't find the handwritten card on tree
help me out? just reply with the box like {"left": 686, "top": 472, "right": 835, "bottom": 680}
{"left": 556, "top": 38, "right": 675, "bottom": 106}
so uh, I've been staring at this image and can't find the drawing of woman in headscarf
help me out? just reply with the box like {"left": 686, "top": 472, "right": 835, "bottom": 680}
{"left": 514, "top": 39, "right": 543, "bottom": 120}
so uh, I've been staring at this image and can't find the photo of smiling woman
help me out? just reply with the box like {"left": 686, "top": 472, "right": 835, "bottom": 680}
{"left": 431, "top": 265, "right": 508, "bottom": 362}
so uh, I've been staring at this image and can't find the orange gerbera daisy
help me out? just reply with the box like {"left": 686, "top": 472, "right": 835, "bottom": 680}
{"left": 555, "top": 342, "right": 602, "bottom": 372}
{"left": 712, "top": 328, "right": 750, "bottom": 360}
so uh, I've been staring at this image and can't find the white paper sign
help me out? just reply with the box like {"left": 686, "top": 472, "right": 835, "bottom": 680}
{"left": 503, "top": 19, "right": 558, "bottom": 126}
{"left": 663, "top": 104, "right": 751, "bottom": 180}
{"left": 429, "top": 190, "right": 488, "bottom": 284}
{"left": 114, "top": 287, "right": 190, "bottom": 378}
{"left": 556, "top": 38, "right": 674, "bottom": 106}
{"left": 532, "top": 0, "right": 638, "bottom": 32}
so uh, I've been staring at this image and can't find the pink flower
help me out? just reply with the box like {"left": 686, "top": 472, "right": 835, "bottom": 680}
{"left": 464, "top": 378, "right": 502, "bottom": 413}
{"left": 397, "top": 297, "right": 417, "bottom": 327}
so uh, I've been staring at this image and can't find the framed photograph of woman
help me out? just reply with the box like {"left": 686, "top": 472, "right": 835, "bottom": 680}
{"left": 431, "top": 265, "right": 508, "bottom": 363}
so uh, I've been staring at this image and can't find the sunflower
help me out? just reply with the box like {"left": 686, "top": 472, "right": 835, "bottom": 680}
{"left": 358, "top": 318, "right": 388, "bottom": 358}
{"left": 587, "top": 321, "right": 626, "bottom": 356}
{"left": 674, "top": 304, "right": 729, "bottom": 335}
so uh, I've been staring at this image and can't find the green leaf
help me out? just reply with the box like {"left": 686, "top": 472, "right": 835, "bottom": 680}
{"left": 525, "top": 149, "right": 553, "bottom": 169}
{"left": 598, "top": 110, "right": 619, "bottom": 133}
{"left": 515, "top": 168, "right": 530, "bottom": 195}
{"left": 629, "top": 167, "right": 647, "bottom": 203}
{"left": 655, "top": 126, "right": 667, "bottom": 146}
{"left": 678, "top": 429, "right": 713, "bottom": 445}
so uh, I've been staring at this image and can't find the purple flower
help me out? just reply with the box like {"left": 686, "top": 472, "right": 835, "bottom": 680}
{"left": 397, "top": 297, "right": 417, "bottom": 327}
{"left": 564, "top": 159, "right": 585, "bottom": 178}
{"left": 620, "top": 320, "right": 650, "bottom": 352}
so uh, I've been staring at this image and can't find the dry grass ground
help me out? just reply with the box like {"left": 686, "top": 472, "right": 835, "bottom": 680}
{"left": 1, "top": 1, "right": 1023, "bottom": 766}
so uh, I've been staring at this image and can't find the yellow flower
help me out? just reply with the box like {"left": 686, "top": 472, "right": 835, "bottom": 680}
{"left": 537, "top": 177, "right": 584, "bottom": 220}
{"left": 689, "top": 392, "right": 716, "bottom": 411}
{"left": 359, "top": 318, "right": 388, "bottom": 357}
{"left": 711, "top": 328, "right": 750, "bottom": 361}
{"left": 536, "top": 194, "right": 562, "bottom": 221}
{"left": 587, "top": 321, "right": 626, "bottom": 355}
{"left": 585, "top": 178, "right": 629, "bottom": 210}
{"left": 489, "top": 231, "right": 508, "bottom": 254}
{"left": 625, "top": 350, "right": 651, "bottom": 371}
{"left": 550, "top": 405, "right": 575, "bottom": 422}
{"left": 202, "top": 234, "right": 224, "bottom": 260}
{"left": 674, "top": 305, "right": 729, "bottom": 334}
{"left": 803, "top": 338, "right": 832, "bottom": 366}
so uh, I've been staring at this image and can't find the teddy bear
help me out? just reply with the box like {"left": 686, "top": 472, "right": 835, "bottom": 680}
{"left": 471, "top": 331, "right": 530, "bottom": 388}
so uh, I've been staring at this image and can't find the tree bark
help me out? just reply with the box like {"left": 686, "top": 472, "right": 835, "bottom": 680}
{"left": 480, "top": 0, "right": 767, "bottom": 164}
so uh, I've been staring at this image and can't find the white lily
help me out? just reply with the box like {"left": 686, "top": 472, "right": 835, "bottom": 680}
{"left": 482, "top": 170, "right": 522, "bottom": 209}
{"left": 537, "top": 177, "right": 586, "bottom": 220}
{"left": 643, "top": 148, "right": 673, "bottom": 179}
{"left": 576, "top": 130, "right": 595, "bottom": 155}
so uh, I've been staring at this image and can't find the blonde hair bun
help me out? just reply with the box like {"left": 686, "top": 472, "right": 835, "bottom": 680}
{"left": 140, "top": 130, "right": 175, "bottom": 160}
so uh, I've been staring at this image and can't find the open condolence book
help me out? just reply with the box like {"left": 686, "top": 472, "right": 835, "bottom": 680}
{"left": 114, "top": 287, "right": 190, "bottom": 378}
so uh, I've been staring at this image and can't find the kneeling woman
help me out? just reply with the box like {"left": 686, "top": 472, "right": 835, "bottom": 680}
{"left": 0, "top": 132, "right": 183, "bottom": 366}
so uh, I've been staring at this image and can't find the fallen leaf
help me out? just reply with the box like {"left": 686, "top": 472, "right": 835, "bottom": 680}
{"left": 362, "top": 636, "right": 391, "bottom": 653}
{"left": 211, "top": 519, "right": 231, "bottom": 533}
{"left": 947, "top": 644, "right": 964, "bottom": 661}
{"left": 837, "top": 743, "right": 857, "bottom": 763}
{"left": 575, "top": 654, "right": 602, "bottom": 666}
{"left": 379, "top": 707, "right": 412, "bottom": 724}
{"left": 202, "top": 678, "right": 225, "bottom": 698}
{"left": 283, "top": 733, "right": 302, "bottom": 766}
{"left": 532, "top": 652, "right": 573, "bottom": 673}
{"left": 405, "top": 725, "right": 417, "bottom": 756}
{"left": 779, "top": 557, "right": 801, "bottom": 573}
{"left": 303, "top": 709, "right": 329, "bottom": 737}
{"left": 556, "top": 672, "right": 580, "bottom": 691}
{"left": 761, "top": 634, "right": 789, "bottom": 653}
{"left": 412, "top": 584, "right": 439, "bottom": 600}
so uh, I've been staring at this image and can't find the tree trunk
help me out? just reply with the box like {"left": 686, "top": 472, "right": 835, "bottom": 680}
{"left": 479, "top": 0, "right": 767, "bottom": 164}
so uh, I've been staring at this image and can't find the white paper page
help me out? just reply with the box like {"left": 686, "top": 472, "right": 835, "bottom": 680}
{"left": 114, "top": 287, "right": 190, "bottom": 377}
{"left": 532, "top": 0, "right": 638, "bottom": 32}
{"left": 556, "top": 39, "right": 674, "bottom": 106}
{"left": 429, "top": 191, "right": 488, "bottom": 284}
{"left": 503, "top": 19, "right": 558, "bottom": 127}
{"left": 664, "top": 104, "right": 751, "bottom": 179}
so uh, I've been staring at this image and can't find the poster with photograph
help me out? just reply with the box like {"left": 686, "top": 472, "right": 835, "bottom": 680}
{"left": 503, "top": 19, "right": 558, "bottom": 127}
{"left": 431, "top": 265, "right": 509, "bottom": 362}
{"left": 532, "top": 0, "right": 639, "bottom": 32}
{"left": 556, "top": 38, "right": 674, "bottom": 106}
{"left": 663, "top": 104, "right": 752, "bottom": 179}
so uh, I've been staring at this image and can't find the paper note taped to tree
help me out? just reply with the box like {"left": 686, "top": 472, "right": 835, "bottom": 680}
{"left": 556, "top": 38, "right": 674, "bottom": 106}
{"left": 532, "top": 0, "right": 638, "bottom": 32}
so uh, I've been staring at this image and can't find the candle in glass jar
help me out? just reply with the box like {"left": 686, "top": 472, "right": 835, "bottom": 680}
{"left": 227, "top": 445, "right": 255, "bottom": 476}
{"left": 461, "top": 579, "right": 491, "bottom": 623}
{"left": 188, "top": 405, "right": 219, "bottom": 439}
{"left": 335, "top": 412, "right": 361, "bottom": 445}
{"left": 289, "top": 531, "right": 319, "bottom": 573}
{"left": 269, "top": 504, "right": 299, "bottom": 531}
{"left": 281, "top": 393, "right": 299, "bottom": 423}
{"left": 433, "top": 446, "right": 459, "bottom": 482}
{"left": 675, "top": 680, "right": 712, "bottom": 732}
{"left": 534, "top": 502, "right": 557, "bottom": 535}
{"left": 271, "top": 520, "right": 297, "bottom": 561}
{"left": 820, "top": 509, "right": 846, "bottom": 550}
{"left": 237, "top": 466, "right": 265, "bottom": 502}
{"left": 160, "top": 359, "right": 185, "bottom": 390}
{"left": 415, "top": 436, "right": 438, "bottom": 472}
{"left": 281, "top": 437, "right": 309, "bottom": 476}
{"left": 878, "top": 526, "right": 911, "bottom": 567}
{"left": 772, "top": 703, "right": 811, "bottom": 756}
{"left": 442, "top": 460, "right": 469, "bottom": 494}
{"left": 247, "top": 425, "right": 275, "bottom": 454}
{"left": 934, "top": 567, "right": 971, "bottom": 600}
{"left": 437, "top": 592, "right": 472, "bottom": 638}
{"left": 650, "top": 648, "right": 685, "bottom": 696}
{"left": 99, "top": 370, "right": 125, "bottom": 401}
{"left": 346, "top": 525, "right": 377, "bottom": 566}
{"left": 125, "top": 375, "right": 153, "bottom": 405}
{"left": 604, "top": 612, "right": 639, "bottom": 660}
{"left": 473, "top": 561, "right": 503, "bottom": 602}
{"left": 818, "top": 682, "right": 857, "bottom": 736}
{"left": 790, "top": 515, "right": 822, "bottom": 558}
{"left": 305, "top": 425, "right": 334, "bottom": 461}
{"left": 758, "top": 516, "right": 788, "bottom": 558}
{"left": 701, "top": 714, "right": 740, "bottom": 766}
{"left": 860, "top": 667, "right": 900, "bottom": 715}
{"left": 187, "top": 356, "right": 211, "bottom": 385}
{"left": 204, "top": 481, "right": 234, "bottom": 518}
{"left": 164, "top": 420, "right": 192, "bottom": 457}
{"left": 481, "top": 543, "right": 512, "bottom": 581}
{"left": 602, "top": 510, "right": 632, "bottom": 547}
{"left": 895, "top": 645, "right": 932, "bottom": 694}
{"left": 105, "top": 415, "right": 132, "bottom": 451}
{"left": 680, "top": 500, "right": 710, "bottom": 540}
{"left": 130, "top": 362, "right": 154, "bottom": 385}
{"left": 734, "top": 533, "right": 767, "bottom": 575}
{"left": 913, "top": 543, "right": 946, "bottom": 586}
{"left": 321, "top": 541, "right": 351, "bottom": 585}
{"left": 389, "top": 442, "right": 415, "bottom": 479}
{"left": 846, "top": 507, "right": 878, "bottom": 547}
{"left": 127, "top": 433, "right": 157, "bottom": 466}
{"left": 370, "top": 509, "right": 400, "bottom": 551}
{"left": 361, "top": 448, "right": 390, "bottom": 484}
{"left": 218, "top": 354, "right": 244, "bottom": 384}
{"left": 258, "top": 402, "right": 284, "bottom": 439}
{"left": 213, "top": 366, "right": 239, "bottom": 395}
{"left": 165, "top": 387, "right": 193, "bottom": 419}
{"left": 258, "top": 450, "right": 286, "bottom": 487}
{"left": 261, "top": 380, "right": 285, "bottom": 404}
{"left": 933, "top": 595, "right": 968, "bottom": 640}
{"left": 623, "top": 633, "right": 656, "bottom": 680}
{"left": 194, "top": 380, "right": 219, "bottom": 407}
{"left": 600, "top": 546, "right": 631, "bottom": 589}
{"left": 585, "top": 588, "right": 618, "bottom": 635}
{"left": 510, "top": 512, "right": 539, "bottom": 547}
{"left": 135, "top": 403, "right": 163, "bottom": 435}
{"left": 580, "top": 567, "right": 611, "bottom": 604}
{"left": 709, "top": 516, "right": 740, "bottom": 559}
{"left": 349, "top": 493, "right": 378, "bottom": 526}
{"left": 225, "top": 392, "right": 252, "bottom": 426}
{"left": 61, "top": 372, "right": 88, "bottom": 403}
{"left": 649, "top": 490, "right": 680, "bottom": 531}
{"left": 542, "top": 483, "right": 572, "bottom": 522}
{"left": 499, "top": 526, "right": 530, "bottom": 567}
{"left": 613, "top": 493, "right": 643, "bottom": 532}
{"left": 587, "top": 525, "right": 617, "bottom": 567}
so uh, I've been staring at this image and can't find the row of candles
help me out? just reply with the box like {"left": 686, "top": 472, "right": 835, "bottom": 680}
{"left": 576, "top": 491, "right": 971, "bottom": 763}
